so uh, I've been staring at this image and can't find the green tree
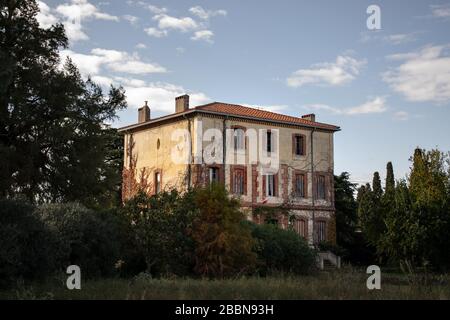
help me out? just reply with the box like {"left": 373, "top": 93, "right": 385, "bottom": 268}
{"left": 334, "top": 172, "right": 358, "bottom": 252}
{"left": 0, "top": 1, "right": 126, "bottom": 206}
{"left": 122, "top": 190, "right": 195, "bottom": 276}
{"left": 372, "top": 171, "right": 383, "bottom": 199}
{"left": 190, "top": 184, "right": 256, "bottom": 277}
{"left": 385, "top": 162, "right": 395, "bottom": 196}
{"left": 249, "top": 223, "right": 315, "bottom": 275}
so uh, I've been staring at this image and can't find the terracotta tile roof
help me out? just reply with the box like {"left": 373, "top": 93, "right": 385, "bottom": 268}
{"left": 194, "top": 102, "right": 340, "bottom": 131}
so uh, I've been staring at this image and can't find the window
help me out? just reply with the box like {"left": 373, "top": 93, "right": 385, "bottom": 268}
{"left": 294, "top": 219, "right": 307, "bottom": 238}
{"left": 233, "top": 128, "right": 245, "bottom": 151}
{"left": 293, "top": 134, "right": 305, "bottom": 156}
{"left": 316, "top": 221, "right": 327, "bottom": 243}
{"left": 317, "top": 175, "right": 326, "bottom": 200}
{"left": 266, "top": 130, "right": 272, "bottom": 153}
{"left": 266, "top": 174, "right": 276, "bottom": 197}
{"left": 295, "top": 174, "right": 306, "bottom": 198}
{"left": 209, "top": 167, "right": 219, "bottom": 184}
{"left": 155, "top": 172, "right": 161, "bottom": 194}
{"left": 233, "top": 169, "right": 245, "bottom": 195}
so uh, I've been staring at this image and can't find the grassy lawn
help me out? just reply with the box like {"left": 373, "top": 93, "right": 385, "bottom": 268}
{"left": 1, "top": 270, "right": 449, "bottom": 300}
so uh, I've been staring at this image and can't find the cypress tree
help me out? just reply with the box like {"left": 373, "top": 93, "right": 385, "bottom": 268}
{"left": 372, "top": 172, "right": 383, "bottom": 199}
{"left": 385, "top": 162, "right": 395, "bottom": 195}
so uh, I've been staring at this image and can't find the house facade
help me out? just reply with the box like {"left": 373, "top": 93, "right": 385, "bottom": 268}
{"left": 118, "top": 95, "right": 340, "bottom": 245}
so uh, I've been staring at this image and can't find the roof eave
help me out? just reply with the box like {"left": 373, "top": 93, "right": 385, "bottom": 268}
{"left": 118, "top": 109, "right": 340, "bottom": 133}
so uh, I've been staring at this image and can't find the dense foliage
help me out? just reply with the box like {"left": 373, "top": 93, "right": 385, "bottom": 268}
{"left": 358, "top": 149, "right": 450, "bottom": 270}
{"left": 249, "top": 223, "right": 316, "bottom": 275}
{"left": 0, "top": 0, "right": 126, "bottom": 208}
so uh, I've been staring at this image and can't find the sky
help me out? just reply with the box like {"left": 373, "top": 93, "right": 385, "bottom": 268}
{"left": 36, "top": 0, "right": 450, "bottom": 185}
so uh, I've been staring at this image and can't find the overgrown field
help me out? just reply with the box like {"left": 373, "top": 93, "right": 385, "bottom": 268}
{"left": 2, "top": 270, "right": 449, "bottom": 300}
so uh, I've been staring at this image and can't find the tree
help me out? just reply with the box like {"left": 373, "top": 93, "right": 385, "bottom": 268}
{"left": 385, "top": 162, "right": 395, "bottom": 196}
{"left": 372, "top": 171, "right": 383, "bottom": 199}
{"left": 190, "top": 184, "right": 256, "bottom": 277}
{"left": 122, "top": 189, "right": 195, "bottom": 276}
{"left": 334, "top": 172, "right": 358, "bottom": 251}
{"left": 0, "top": 1, "right": 126, "bottom": 207}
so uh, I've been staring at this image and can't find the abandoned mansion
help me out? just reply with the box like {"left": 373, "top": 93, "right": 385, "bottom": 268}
{"left": 118, "top": 95, "right": 340, "bottom": 245}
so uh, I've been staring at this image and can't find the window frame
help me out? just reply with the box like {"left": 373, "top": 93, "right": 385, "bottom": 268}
{"left": 317, "top": 174, "right": 326, "bottom": 200}
{"left": 231, "top": 166, "right": 247, "bottom": 195}
{"left": 292, "top": 134, "right": 306, "bottom": 157}
{"left": 315, "top": 220, "right": 327, "bottom": 243}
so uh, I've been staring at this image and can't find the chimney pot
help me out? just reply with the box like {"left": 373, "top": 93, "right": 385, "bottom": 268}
{"left": 175, "top": 94, "right": 189, "bottom": 113}
{"left": 138, "top": 102, "right": 150, "bottom": 123}
{"left": 301, "top": 113, "right": 316, "bottom": 122}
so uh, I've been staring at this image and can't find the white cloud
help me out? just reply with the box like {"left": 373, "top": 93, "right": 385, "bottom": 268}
{"left": 109, "top": 60, "right": 166, "bottom": 74}
{"left": 37, "top": 0, "right": 119, "bottom": 43}
{"left": 303, "top": 97, "right": 387, "bottom": 115}
{"left": 176, "top": 47, "right": 185, "bottom": 54}
{"left": 383, "top": 45, "right": 450, "bottom": 103}
{"left": 123, "top": 14, "right": 139, "bottom": 25}
{"left": 345, "top": 97, "right": 387, "bottom": 115}
{"left": 189, "top": 6, "right": 227, "bottom": 20}
{"left": 135, "top": 43, "right": 147, "bottom": 49}
{"left": 393, "top": 111, "right": 409, "bottom": 121}
{"left": 123, "top": 82, "right": 211, "bottom": 112}
{"left": 191, "top": 30, "right": 214, "bottom": 43}
{"left": 146, "top": 4, "right": 168, "bottom": 14}
{"left": 431, "top": 4, "right": 450, "bottom": 18}
{"left": 55, "top": 0, "right": 118, "bottom": 21}
{"left": 153, "top": 14, "right": 198, "bottom": 32}
{"left": 287, "top": 55, "right": 366, "bottom": 87}
{"left": 36, "top": 1, "right": 59, "bottom": 28}
{"left": 60, "top": 48, "right": 166, "bottom": 77}
{"left": 144, "top": 27, "right": 168, "bottom": 38}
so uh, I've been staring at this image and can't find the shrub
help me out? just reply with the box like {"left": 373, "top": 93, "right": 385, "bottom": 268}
{"left": 0, "top": 199, "right": 56, "bottom": 287}
{"left": 122, "top": 189, "right": 195, "bottom": 276}
{"left": 190, "top": 184, "right": 257, "bottom": 277}
{"left": 249, "top": 222, "right": 316, "bottom": 275}
{"left": 37, "top": 202, "right": 123, "bottom": 278}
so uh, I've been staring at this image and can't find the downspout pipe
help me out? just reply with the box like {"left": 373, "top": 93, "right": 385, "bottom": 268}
{"left": 182, "top": 114, "right": 192, "bottom": 188}
{"left": 310, "top": 127, "right": 316, "bottom": 248}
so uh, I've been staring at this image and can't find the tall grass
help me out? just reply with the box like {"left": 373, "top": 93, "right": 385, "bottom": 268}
{"left": 1, "top": 269, "right": 449, "bottom": 300}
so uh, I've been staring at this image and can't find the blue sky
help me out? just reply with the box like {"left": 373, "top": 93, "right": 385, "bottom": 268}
{"left": 37, "top": 0, "right": 450, "bottom": 185}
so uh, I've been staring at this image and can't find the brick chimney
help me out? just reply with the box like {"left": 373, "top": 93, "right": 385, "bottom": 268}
{"left": 301, "top": 113, "right": 316, "bottom": 122}
{"left": 175, "top": 94, "right": 189, "bottom": 113}
{"left": 138, "top": 101, "right": 150, "bottom": 123}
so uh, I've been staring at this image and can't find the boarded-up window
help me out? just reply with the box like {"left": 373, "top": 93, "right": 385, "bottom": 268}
{"left": 233, "top": 169, "right": 245, "bottom": 195}
{"left": 317, "top": 175, "right": 326, "bottom": 200}
{"left": 294, "top": 219, "right": 307, "bottom": 238}
{"left": 295, "top": 174, "right": 306, "bottom": 198}
{"left": 316, "top": 220, "right": 327, "bottom": 243}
